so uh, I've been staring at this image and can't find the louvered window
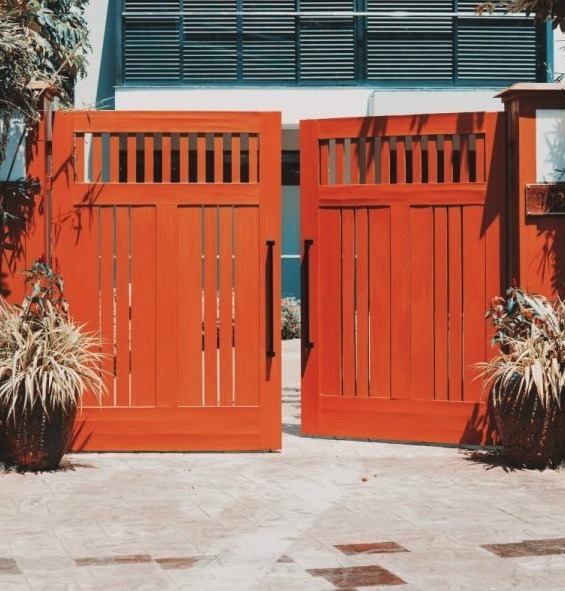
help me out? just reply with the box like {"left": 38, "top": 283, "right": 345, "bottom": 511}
{"left": 366, "top": 1, "right": 453, "bottom": 82}
{"left": 121, "top": 0, "right": 549, "bottom": 86}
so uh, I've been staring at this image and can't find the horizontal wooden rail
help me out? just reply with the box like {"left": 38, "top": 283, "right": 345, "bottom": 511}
{"left": 70, "top": 111, "right": 273, "bottom": 134}
{"left": 307, "top": 112, "right": 492, "bottom": 138}
{"left": 71, "top": 183, "right": 260, "bottom": 206}
{"left": 316, "top": 184, "right": 488, "bottom": 206}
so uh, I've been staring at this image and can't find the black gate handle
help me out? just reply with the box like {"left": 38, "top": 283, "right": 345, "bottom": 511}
{"left": 266, "top": 240, "right": 276, "bottom": 358}
{"left": 302, "top": 239, "right": 314, "bottom": 349}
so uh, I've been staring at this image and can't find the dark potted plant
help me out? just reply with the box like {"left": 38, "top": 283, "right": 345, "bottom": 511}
{"left": 477, "top": 286, "right": 565, "bottom": 468}
{"left": 0, "top": 259, "right": 105, "bottom": 471}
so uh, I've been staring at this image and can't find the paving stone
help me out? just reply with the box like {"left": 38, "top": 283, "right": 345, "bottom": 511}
{"left": 0, "top": 340, "right": 565, "bottom": 590}
{"left": 307, "top": 564, "right": 406, "bottom": 587}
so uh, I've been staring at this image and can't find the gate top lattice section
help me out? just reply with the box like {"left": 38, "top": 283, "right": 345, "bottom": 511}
{"left": 308, "top": 112, "right": 492, "bottom": 187}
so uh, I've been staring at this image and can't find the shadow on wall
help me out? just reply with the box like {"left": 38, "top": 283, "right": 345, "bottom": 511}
{"left": 533, "top": 113, "right": 565, "bottom": 296}
{"left": 0, "top": 123, "right": 43, "bottom": 300}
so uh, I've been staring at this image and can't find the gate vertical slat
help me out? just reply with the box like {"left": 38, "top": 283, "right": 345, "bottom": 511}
{"left": 412, "top": 138, "right": 422, "bottom": 184}
{"left": 380, "top": 138, "right": 390, "bottom": 184}
{"left": 350, "top": 140, "right": 360, "bottom": 185}
{"left": 127, "top": 134, "right": 136, "bottom": 184}
{"left": 204, "top": 206, "right": 219, "bottom": 406}
{"left": 396, "top": 138, "right": 406, "bottom": 184}
{"left": 428, "top": 136, "right": 438, "bottom": 183}
{"left": 144, "top": 134, "right": 154, "bottom": 183}
{"left": 115, "top": 207, "right": 131, "bottom": 407}
{"left": 390, "top": 206, "right": 411, "bottom": 398}
{"left": 433, "top": 207, "right": 449, "bottom": 402}
{"left": 320, "top": 141, "right": 330, "bottom": 185}
{"left": 99, "top": 206, "right": 116, "bottom": 406}
{"left": 447, "top": 207, "right": 463, "bottom": 401}
{"left": 319, "top": 209, "right": 342, "bottom": 397}
{"left": 232, "top": 135, "right": 241, "bottom": 183}
{"left": 460, "top": 135, "right": 470, "bottom": 183}
{"left": 177, "top": 206, "right": 203, "bottom": 407}
{"left": 109, "top": 134, "right": 119, "bottom": 183}
{"left": 73, "top": 206, "right": 101, "bottom": 407}
{"left": 475, "top": 135, "right": 486, "bottom": 183}
{"left": 248, "top": 135, "right": 258, "bottom": 183}
{"left": 368, "top": 207, "right": 391, "bottom": 399}
{"left": 214, "top": 134, "right": 223, "bottom": 183}
{"left": 74, "top": 133, "right": 84, "bottom": 183}
{"left": 179, "top": 134, "right": 189, "bottom": 183}
{"left": 219, "top": 206, "right": 234, "bottom": 406}
{"left": 462, "top": 206, "right": 487, "bottom": 403}
{"left": 92, "top": 134, "right": 103, "bottom": 183}
{"left": 341, "top": 209, "right": 356, "bottom": 397}
{"left": 162, "top": 134, "right": 171, "bottom": 183}
{"left": 197, "top": 134, "right": 206, "bottom": 182}
{"left": 335, "top": 140, "right": 345, "bottom": 185}
{"left": 364, "top": 138, "right": 375, "bottom": 184}
{"left": 443, "top": 136, "right": 454, "bottom": 183}
{"left": 410, "top": 207, "right": 434, "bottom": 400}
{"left": 355, "top": 208, "right": 370, "bottom": 398}
{"left": 234, "top": 207, "right": 260, "bottom": 406}
{"left": 131, "top": 207, "right": 156, "bottom": 407}
{"left": 155, "top": 205, "right": 179, "bottom": 408}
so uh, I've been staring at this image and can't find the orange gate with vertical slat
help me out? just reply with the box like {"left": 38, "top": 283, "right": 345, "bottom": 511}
{"left": 51, "top": 111, "right": 281, "bottom": 451}
{"left": 301, "top": 112, "right": 506, "bottom": 446}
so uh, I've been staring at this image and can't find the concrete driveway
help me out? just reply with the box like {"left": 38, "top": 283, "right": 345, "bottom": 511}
{"left": 2, "top": 339, "right": 565, "bottom": 590}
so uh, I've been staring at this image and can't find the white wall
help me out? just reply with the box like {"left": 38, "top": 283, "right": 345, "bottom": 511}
{"left": 74, "top": 0, "right": 115, "bottom": 110}
{"left": 115, "top": 87, "right": 506, "bottom": 125}
{"left": 0, "top": 117, "right": 25, "bottom": 181}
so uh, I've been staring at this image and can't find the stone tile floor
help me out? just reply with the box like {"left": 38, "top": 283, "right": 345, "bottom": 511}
{"left": 1, "top": 340, "right": 565, "bottom": 590}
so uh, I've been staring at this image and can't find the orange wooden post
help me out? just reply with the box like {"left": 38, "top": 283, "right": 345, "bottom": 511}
{"left": 3, "top": 98, "right": 49, "bottom": 303}
{"left": 498, "top": 84, "right": 565, "bottom": 298}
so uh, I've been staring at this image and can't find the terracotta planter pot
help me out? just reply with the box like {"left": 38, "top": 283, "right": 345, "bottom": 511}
{"left": 493, "top": 381, "right": 565, "bottom": 469}
{"left": 0, "top": 401, "right": 77, "bottom": 472}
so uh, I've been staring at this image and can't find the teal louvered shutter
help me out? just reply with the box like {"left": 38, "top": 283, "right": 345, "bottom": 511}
{"left": 183, "top": 0, "right": 238, "bottom": 82}
{"left": 121, "top": 0, "right": 548, "bottom": 86}
{"left": 242, "top": 0, "right": 296, "bottom": 81}
{"left": 123, "top": 1, "right": 181, "bottom": 81}
{"left": 298, "top": 1, "right": 356, "bottom": 82}
{"left": 456, "top": 1, "right": 539, "bottom": 83}
{"left": 366, "top": 0, "right": 453, "bottom": 82}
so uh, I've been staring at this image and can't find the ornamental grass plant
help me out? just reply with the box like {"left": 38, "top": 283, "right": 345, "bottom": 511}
{"left": 477, "top": 286, "right": 565, "bottom": 409}
{"left": 0, "top": 260, "right": 105, "bottom": 420}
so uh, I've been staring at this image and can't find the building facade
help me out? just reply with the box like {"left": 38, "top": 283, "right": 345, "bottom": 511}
{"left": 76, "top": 1, "right": 561, "bottom": 296}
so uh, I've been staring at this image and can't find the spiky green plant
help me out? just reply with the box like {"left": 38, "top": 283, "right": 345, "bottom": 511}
{"left": 0, "top": 260, "right": 104, "bottom": 418}
{"left": 477, "top": 287, "right": 565, "bottom": 409}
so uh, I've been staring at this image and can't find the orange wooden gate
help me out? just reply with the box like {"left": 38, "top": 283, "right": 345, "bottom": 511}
{"left": 301, "top": 112, "right": 505, "bottom": 446}
{"left": 51, "top": 111, "right": 281, "bottom": 451}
